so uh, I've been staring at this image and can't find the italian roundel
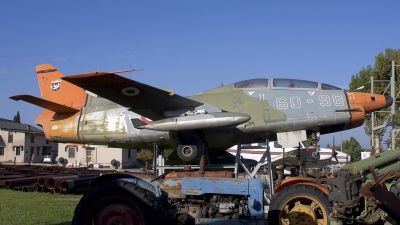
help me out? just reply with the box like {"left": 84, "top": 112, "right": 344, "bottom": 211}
{"left": 118, "top": 85, "right": 143, "bottom": 97}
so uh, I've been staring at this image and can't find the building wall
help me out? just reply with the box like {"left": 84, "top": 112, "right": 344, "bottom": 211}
{"left": 0, "top": 130, "right": 25, "bottom": 163}
{"left": 25, "top": 133, "right": 58, "bottom": 163}
{"left": 57, "top": 143, "right": 137, "bottom": 168}
{"left": 0, "top": 130, "right": 58, "bottom": 163}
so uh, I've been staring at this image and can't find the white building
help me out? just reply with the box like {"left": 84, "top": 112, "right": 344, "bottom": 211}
{"left": 57, "top": 143, "right": 139, "bottom": 169}
{"left": 0, "top": 118, "right": 58, "bottom": 163}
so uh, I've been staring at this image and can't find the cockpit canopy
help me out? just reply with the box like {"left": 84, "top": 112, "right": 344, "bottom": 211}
{"left": 233, "top": 78, "right": 342, "bottom": 90}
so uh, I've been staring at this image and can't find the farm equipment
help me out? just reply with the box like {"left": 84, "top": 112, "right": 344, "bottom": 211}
{"left": 72, "top": 148, "right": 400, "bottom": 224}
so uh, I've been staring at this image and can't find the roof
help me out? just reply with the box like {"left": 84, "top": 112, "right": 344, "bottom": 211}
{"left": 0, "top": 118, "right": 43, "bottom": 134}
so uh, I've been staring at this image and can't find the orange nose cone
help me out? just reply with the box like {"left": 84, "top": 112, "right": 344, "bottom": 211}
{"left": 347, "top": 92, "right": 393, "bottom": 113}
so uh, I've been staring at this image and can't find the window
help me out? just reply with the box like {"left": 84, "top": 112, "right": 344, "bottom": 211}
{"left": 128, "top": 149, "right": 132, "bottom": 158}
{"left": 30, "top": 147, "right": 34, "bottom": 155}
{"left": 36, "top": 147, "right": 41, "bottom": 156}
{"left": 274, "top": 142, "right": 283, "bottom": 148}
{"left": 234, "top": 79, "right": 269, "bottom": 89}
{"left": 15, "top": 147, "right": 20, "bottom": 155}
{"left": 321, "top": 83, "right": 342, "bottom": 90}
{"left": 8, "top": 132, "right": 13, "bottom": 143}
{"left": 31, "top": 135, "right": 34, "bottom": 143}
{"left": 273, "top": 79, "right": 318, "bottom": 89}
{"left": 0, "top": 147, "right": 4, "bottom": 156}
{"left": 46, "top": 140, "right": 49, "bottom": 144}
{"left": 68, "top": 147, "right": 75, "bottom": 158}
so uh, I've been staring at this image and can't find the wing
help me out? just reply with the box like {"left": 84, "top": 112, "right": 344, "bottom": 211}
{"left": 62, "top": 71, "right": 203, "bottom": 120}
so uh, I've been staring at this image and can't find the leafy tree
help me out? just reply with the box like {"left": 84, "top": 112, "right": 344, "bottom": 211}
{"left": 342, "top": 137, "right": 363, "bottom": 162}
{"left": 13, "top": 111, "right": 21, "bottom": 123}
{"left": 163, "top": 149, "right": 175, "bottom": 159}
{"left": 137, "top": 149, "right": 154, "bottom": 173}
{"left": 349, "top": 48, "right": 400, "bottom": 148}
{"left": 305, "top": 137, "right": 314, "bottom": 146}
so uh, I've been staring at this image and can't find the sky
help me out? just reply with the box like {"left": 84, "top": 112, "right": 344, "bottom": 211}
{"left": 1, "top": 1, "right": 399, "bottom": 149}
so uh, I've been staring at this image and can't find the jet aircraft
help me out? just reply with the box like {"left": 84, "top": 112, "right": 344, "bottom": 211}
{"left": 10, "top": 64, "right": 392, "bottom": 163}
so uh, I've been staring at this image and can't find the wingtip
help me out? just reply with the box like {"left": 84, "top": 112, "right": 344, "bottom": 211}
{"left": 9, "top": 94, "right": 28, "bottom": 101}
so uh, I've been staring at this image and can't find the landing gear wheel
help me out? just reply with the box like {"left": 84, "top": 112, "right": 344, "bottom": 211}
{"left": 307, "top": 149, "right": 320, "bottom": 163}
{"left": 177, "top": 144, "right": 198, "bottom": 161}
{"left": 72, "top": 179, "right": 161, "bottom": 225}
{"left": 268, "top": 184, "right": 332, "bottom": 225}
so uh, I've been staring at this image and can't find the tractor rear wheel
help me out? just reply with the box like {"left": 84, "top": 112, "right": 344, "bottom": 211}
{"left": 72, "top": 179, "right": 160, "bottom": 225}
{"left": 268, "top": 184, "right": 332, "bottom": 225}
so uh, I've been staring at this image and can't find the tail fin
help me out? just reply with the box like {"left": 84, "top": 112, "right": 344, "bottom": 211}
{"left": 10, "top": 64, "right": 87, "bottom": 141}
{"left": 36, "top": 64, "right": 87, "bottom": 108}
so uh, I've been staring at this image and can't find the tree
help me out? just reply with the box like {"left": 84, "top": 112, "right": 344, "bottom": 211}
{"left": 342, "top": 137, "right": 363, "bottom": 162}
{"left": 305, "top": 136, "right": 314, "bottom": 146}
{"left": 349, "top": 48, "right": 400, "bottom": 147}
{"left": 137, "top": 149, "right": 154, "bottom": 173}
{"left": 13, "top": 111, "right": 21, "bottom": 123}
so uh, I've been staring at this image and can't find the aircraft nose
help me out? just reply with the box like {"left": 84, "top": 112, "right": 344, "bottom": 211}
{"left": 357, "top": 93, "right": 393, "bottom": 113}
{"left": 347, "top": 154, "right": 351, "bottom": 163}
{"left": 385, "top": 95, "right": 393, "bottom": 108}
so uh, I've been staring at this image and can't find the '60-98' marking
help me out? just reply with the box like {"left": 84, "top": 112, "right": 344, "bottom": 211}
{"left": 276, "top": 95, "right": 344, "bottom": 109}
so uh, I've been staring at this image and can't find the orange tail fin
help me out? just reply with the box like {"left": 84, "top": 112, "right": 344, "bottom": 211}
{"left": 10, "top": 64, "right": 87, "bottom": 141}
{"left": 36, "top": 64, "right": 87, "bottom": 108}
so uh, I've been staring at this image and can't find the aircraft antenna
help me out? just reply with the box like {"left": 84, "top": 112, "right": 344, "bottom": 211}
{"left": 130, "top": 64, "right": 132, "bottom": 79}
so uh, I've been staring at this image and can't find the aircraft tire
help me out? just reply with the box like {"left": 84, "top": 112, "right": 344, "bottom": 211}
{"left": 268, "top": 184, "right": 332, "bottom": 225}
{"left": 307, "top": 149, "right": 320, "bottom": 163}
{"left": 177, "top": 144, "right": 198, "bottom": 161}
{"left": 72, "top": 179, "right": 161, "bottom": 225}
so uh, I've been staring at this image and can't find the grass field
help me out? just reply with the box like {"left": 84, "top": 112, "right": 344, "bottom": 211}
{"left": 0, "top": 189, "right": 83, "bottom": 225}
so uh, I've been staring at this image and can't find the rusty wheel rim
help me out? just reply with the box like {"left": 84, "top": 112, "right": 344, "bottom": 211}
{"left": 89, "top": 197, "right": 146, "bottom": 225}
{"left": 279, "top": 196, "right": 328, "bottom": 225}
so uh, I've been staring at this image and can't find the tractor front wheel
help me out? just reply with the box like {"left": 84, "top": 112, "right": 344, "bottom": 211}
{"left": 268, "top": 184, "right": 332, "bottom": 225}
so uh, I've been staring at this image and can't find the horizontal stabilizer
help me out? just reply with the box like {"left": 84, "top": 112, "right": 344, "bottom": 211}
{"left": 10, "top": 95, "right": 79, "bottom": 114}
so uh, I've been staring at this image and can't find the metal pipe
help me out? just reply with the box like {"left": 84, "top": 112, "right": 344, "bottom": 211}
{"left": 53, "top": 186, "right": 61, "bottom": 194}
{"left": 4, "top": 177, "right": 38, "bottom": 188}
{"left": 60, "top": 176, "right": 97, "bottom": 191}
{"left": 45, "top": 175, "right": 80, "bottom": 189}
{"left": 22, "top": 186, "right": 34, "bottom": 192}
{"left": 33, "top": 183, "right": 43, "bottom": 192}
{"left": 37, "top": 175, "right": 59, "bottom": 187}
{"left": 0, "top": 175, "right": 24, "bottom": 181}
{"left": 341, "top": 150, "right": 400, "bottom": 174}
{"left": 12, "top": 183, "right": 36, "bottom": 192}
